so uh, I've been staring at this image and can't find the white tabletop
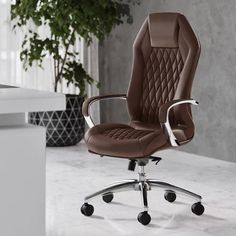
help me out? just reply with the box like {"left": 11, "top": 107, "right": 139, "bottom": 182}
{"left": 0, "top": 85, "right": 65, "bottom": 114}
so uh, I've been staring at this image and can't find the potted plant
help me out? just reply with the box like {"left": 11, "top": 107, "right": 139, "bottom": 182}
{"left": 11, "top": 0, "right": 139, "bottom": 146}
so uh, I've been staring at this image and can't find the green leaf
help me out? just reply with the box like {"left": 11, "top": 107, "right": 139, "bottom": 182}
{"left": 10, "top": 0, "right": 139, "bottom": 94}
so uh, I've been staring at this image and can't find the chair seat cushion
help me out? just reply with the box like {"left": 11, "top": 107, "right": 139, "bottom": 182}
{"left": 130, "top": 120, "right": 194, "bottom": 142}
{"left": 84, "top": 123, "right": 167, "bottom": 159}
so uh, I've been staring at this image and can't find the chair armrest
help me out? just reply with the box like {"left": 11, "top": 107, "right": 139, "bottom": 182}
{"left": 159, "top": 99, "right": 199, "bottom": 146}
{"left": 82, "top": 94, "right": 127, "bottom": 128}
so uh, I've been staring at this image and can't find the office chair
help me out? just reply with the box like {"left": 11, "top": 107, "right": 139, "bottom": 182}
{"left": 81, "top": 12, "right": 204, "bottom": 225}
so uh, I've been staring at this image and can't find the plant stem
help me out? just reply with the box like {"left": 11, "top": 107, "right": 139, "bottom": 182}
{"left": 52, "top": 35, "right": 59, "bottom": 92}
{"left": 55, "top": 57, "right": 60, "bottom": 92}
{"left": 53, "top": 39, "right": 57, "bottom": 92}
{"left": 54, "top": 29, "right": 76, "bottom": 93}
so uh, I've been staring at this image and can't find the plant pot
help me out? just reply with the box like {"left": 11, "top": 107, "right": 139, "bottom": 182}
{"left": 29, "top": 94, "right": 85, "bottom": 146}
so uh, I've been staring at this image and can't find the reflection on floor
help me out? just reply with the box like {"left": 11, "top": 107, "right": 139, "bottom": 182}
{"left": 46, "top": 143, "right": 236, "bottom": 236}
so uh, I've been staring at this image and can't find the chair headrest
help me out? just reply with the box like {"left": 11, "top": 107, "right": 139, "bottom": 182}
{"left": 148, "top": 13, "right": 180, "bottom": 47}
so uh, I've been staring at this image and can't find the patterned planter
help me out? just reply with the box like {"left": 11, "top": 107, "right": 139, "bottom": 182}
{"left": 29, "top": 94, "right": 85, "bottom": 146}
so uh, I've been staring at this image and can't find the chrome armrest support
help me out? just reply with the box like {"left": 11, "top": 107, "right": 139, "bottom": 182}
{"left": 82, "top": 94, "right": 127, "bottom": 128}
{"left": 84, "top": 116, "right": 96, "bottom": 129}
{"left": 160, "top": 99, "right": 199, "bottom": 147}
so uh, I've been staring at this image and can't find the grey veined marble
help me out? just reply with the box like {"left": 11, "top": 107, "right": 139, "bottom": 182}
{"left": 46, "top": 143, "right": 236, "bottom": 236}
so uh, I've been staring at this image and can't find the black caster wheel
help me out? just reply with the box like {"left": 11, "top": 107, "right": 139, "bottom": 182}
{"left": 191, "top": 202, "right": 205, "bottom": 216}
{"left": 137, "top": 211, "right": 151, "bottom": 225}
{"left": 81, "top": 203, "right": 94, "bottom": 216}
{"left": 102, "top": 193, "right": 114, "bottom": 203}
{"left": 164, "top": 190, "right": 176, "bottom": 203}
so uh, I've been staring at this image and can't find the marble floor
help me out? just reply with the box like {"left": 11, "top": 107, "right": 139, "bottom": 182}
{"left": 46, "top": 143, "right": 236, "bottom": 236}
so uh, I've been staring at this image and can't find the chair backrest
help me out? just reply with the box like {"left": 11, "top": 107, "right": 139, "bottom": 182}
{"left": 127, "top": 13, "right": 200, "bottom": 125}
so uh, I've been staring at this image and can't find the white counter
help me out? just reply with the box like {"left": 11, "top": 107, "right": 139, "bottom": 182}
{"left": 0, "top": 86, "right": 65, "bottom": 114}
{"left": 0, "top": 85, "right": 65, "bottom": 236}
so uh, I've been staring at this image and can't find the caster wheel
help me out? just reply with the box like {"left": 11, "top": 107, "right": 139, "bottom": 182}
{"left": 102, "top": 193, "right": 114, "bottom": 203}
{"left": 191, "top": 202, "right": 204, "bottom": 216}
{"left": 164, "top": 190, "right": 176, "bottom": 203}
{"left": 137, "top": 211, "right": 151, "bottom": 225}
{"left": 81, "top": 203, "right": 94, "bottom": 216}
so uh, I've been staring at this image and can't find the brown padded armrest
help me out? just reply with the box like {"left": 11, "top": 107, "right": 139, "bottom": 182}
{"left": 159, "top": 99, "right": 198, "bottom": 123}
{"left": 82, "top": 94, "right": 127, "bottom": 117}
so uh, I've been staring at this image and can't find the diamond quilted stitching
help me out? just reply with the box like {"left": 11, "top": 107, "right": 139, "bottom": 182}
{"left": 141, "top": 47, "right": 184, "bottom": 123}
{"left": 103, "top": 128, "right": 152, "bottom": 140}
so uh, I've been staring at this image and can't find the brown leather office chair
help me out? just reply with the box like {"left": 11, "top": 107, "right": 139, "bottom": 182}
{"left": 81, "top": 12, "right": 204, "bottom": 225}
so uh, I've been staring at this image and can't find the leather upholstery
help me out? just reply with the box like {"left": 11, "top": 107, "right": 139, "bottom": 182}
{"left": 85, "top": 124, "right": 166, "bottom": 159}
{"left": 140, "top": 47, "right": 184, "bottom": 123}
{"left": 148, "top": 13, "right": 179, "bottom": 47}
{"left": 127, "top": 13, "right": 200, "bottom": 124}
{"left": 159, "top": 99, "right": 197, "bottom": 123}
{"left": 84, "top": 12, "right": 200, "bottom": 159}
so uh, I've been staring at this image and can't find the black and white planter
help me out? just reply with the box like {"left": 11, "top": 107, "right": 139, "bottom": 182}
{"left": 29, "top": 94, "right": 85, "bottom": 146}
